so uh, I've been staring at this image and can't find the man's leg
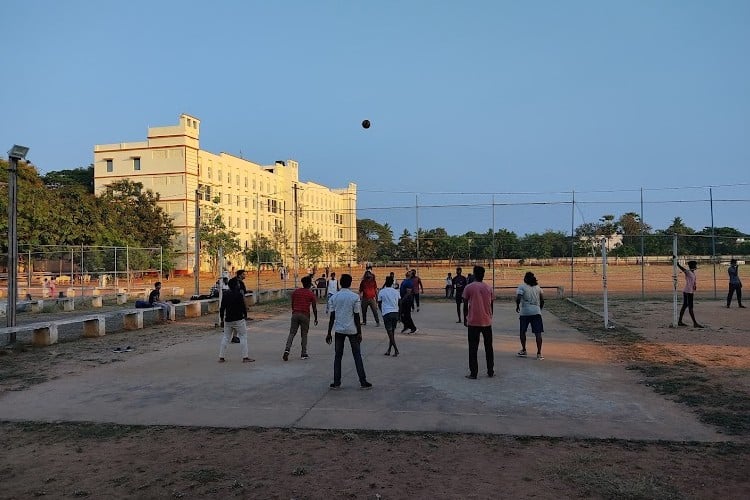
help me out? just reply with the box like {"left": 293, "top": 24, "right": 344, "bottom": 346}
{"left": 467, "top": 326, "right": 480, "bottom": 377}
{"left": 678, "top": 293, "right": 689, "bottom": 325}
{"left": 728, "top": 285, "right": 735, "bottom": 307}
{"left": 349, "top": 335, "right": 369, "bottom": 384}
{"left": 361, "top": 301, "right": 368, "bottom": 324}
{"left": 285, "top": 314, "right": 301, "bottom": 356}
{"left": 235, "top": 319, "right": 251, "bottom": 361}
{"left": 219, "top": 322, "right": 232, "bottom": 360}
{"left": 299, "top": 315, "right": 310, "bottom": 357}
{"left": 370, "top": 299, "right": 381, "bottom": 325}
{"left": 738, "top": 285, "right": 744, "bottom": 307}
{"left": 519, "top": 317, "right": 529, "bottom": 353}
{"left": 687, "top": 294, "right": 702, "bottom": 327}
{"left": 456, "top": 298, "right": 462, "bottom": 322}
{"left": 333, "top": 333, "right": 345, "bottom": 385}
{"left": 482, "top": 326, "right": 494, "bottom": 376}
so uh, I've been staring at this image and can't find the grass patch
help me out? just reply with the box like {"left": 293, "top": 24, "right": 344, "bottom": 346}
{"left": 547, "top": 298, "right": 750, "bottom": 437}
{"left": 549, "top": 463, "right": 683, "bottom": 500}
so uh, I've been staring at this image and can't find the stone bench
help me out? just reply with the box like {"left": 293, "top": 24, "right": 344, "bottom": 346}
{"left": 56, "top": 297, "right": 76, "bottom": 311}
{"left": 120, "top": 306, "right": 164, "bottom": 329}
{"left": 0, "top": 314, "right": 106, "bottom": 347}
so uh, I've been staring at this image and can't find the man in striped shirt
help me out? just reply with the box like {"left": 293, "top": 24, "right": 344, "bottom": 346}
{"left": 283, "top": 275, "right": 318, "bottom": 361}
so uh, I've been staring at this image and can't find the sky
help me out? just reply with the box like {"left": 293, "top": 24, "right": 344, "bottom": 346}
{"left": 3, "top": 0, "right": 749, "bottom": 238}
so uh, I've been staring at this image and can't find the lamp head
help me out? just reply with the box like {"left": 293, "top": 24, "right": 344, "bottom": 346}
{"left": 8, "top": 145, "right": 30, "bottom": 160}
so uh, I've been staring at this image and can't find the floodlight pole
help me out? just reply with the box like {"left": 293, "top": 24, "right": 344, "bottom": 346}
{"left": 194, "top": 187, "right": 202, "bottom": 296}
{"left": 6, "top": 145, "right": 29, "bottom": 336}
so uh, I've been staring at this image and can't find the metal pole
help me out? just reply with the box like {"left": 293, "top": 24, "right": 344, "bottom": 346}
{"left": 672, "top": 235, "right": 679, "bottom": 327}
{"left": 256, "top": 192, "right": 260, "bottom": 299}
{"left": 710, "top": 187, "right": 717, "bottom": 299}
{"left": 194, "top": 188, "right": 201, "bottom": 296}
{"left": 570, "top": 190, "right": 575, "bottom": 298}
{"left": 640, "top": 188, "right": 645, "bottom": 299}
{"left": 27, "top": 247, "right": 32, "bottom": 291}
{"left": 601, "top": 238, "right": 609, "bottom": 329}
{"left": 293, "top": 184, "right": 299, "bottom": 289}
{"left": 6, "top": 157, "right": 18, "bottom": 331}
{"left": 491, "top": 194, "right": 495, "bottom": 295}
{"left": 415, "top": 194, "right": 419, "bottom": 273}
{"left": 126, "top": 245, "right": 130, "bottom": 292}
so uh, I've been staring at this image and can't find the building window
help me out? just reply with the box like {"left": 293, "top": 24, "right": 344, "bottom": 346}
{"left": 244, "top": 197, "right": 248, "bottom": 209}
{"left": 133, "top": 157, "right": 141, "bottom": 171}
{"left": 244, "top": 177, "right": 248, "bottom": 188}
{"left": 106, "top": 159, "right": 113, "bottom": 172}
{"left": 338, "top": 228, "right": 344, "bottom": 239}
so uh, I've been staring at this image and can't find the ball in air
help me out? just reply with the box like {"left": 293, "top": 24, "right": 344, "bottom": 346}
{"left": 361, "top": 119, "right": 371, "bottom": 129}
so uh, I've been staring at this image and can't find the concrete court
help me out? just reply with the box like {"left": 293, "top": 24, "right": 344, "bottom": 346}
{"left": 0, "top": 299, "right": 723, "bottom": 442}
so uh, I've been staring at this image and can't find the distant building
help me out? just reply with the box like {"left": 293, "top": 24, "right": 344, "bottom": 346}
{"left": 93, "top": 114, "right": 357, "bottom": 275}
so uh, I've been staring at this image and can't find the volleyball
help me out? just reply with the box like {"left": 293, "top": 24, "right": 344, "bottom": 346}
{"left": 362, "top": 119, "right": 371, "bottom": 129}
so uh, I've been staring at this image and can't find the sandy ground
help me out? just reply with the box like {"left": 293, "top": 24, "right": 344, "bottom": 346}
{"left": 1, "top": 271, "right": 749, "bottom": 499}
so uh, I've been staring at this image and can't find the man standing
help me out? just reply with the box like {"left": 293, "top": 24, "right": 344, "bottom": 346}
{"left": 326, "top": 274, "right": 372, "bottom": 389}
{"left": 359, "top": 270, "right": 380, "bottom": 326}
{"left": 410, "top": 270, "right": 424, "bottom": 312}
{"left": 453, "top": 267, "right": 468, "bottom": 323}
{"left": 462, "top": 265, "right": 494, "bottom": 379}
{"left": 727, "top": 259, "right": 745, "bottom": 308}
{"left": 219, "top": 278, "right": 253, "bottom": 363}
{"left": 283, "top": 275, "right": 318, "bottom": 361}
{"left": 675, "top": 257, "right": 703, "bottom": 328}
{"left": 399, "top": 271, "right": 418, "bottom": 334}
{"left": 378, "top": 275, "right": 401, "bottom": 356}
{"left": 325, "top": 272, "right": 340, "bottom": 313}
{"left": 516, "top": 272, "right": 545, "bottom": 360}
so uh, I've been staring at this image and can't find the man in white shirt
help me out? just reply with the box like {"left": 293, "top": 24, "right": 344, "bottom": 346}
{"left": 378, "top": 275, "right": 401, "bottom": 356}
{"left": 326, "top": 274, "right": 372, "bottom": 389}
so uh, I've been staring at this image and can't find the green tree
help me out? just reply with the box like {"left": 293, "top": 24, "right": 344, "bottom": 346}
{"left": 42, "top": 165, "right": 94, "bottom": 192}
{"left": 299, "top": 227, "right": 324, "bottom": 267}
{"left": 197, "top": 205, "right": 241, "bottom": 273}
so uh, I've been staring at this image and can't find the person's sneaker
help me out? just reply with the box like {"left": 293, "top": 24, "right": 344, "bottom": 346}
{"left": 693, "top": 324, "right": 704, "bottom": 328}
{"left": 231, "top": 336, "right": 240, "bottom": 343}
{"left": 740, "top": 305, "right": 747, "bottom": 308}
{"left": 360, "top": 381, "right": 373, "bottom": 389}
{"left": 677, "top": 322, "right": 688, "bottom": 327}
{"left": 329, "top": 383, "right": 341, "bottom": 390}
{"left": 517, "top": 350, "right": 527, "bottom": 357}
{"left": 400, "top": 328, "right": 409, "bottom": 334}
{"left": 536, "top": 354, "right": 544, "bottom": 360}
{"left": 455, "top": 320, "right": 462, "bottom": 323}
{"left": 218, "top": 357, "right": 226, "bottom": 363}
{"left": 301, "top": 354, "right": 309, "bottom": 360}
{"left": 410, "top": 329, "right": 418, "bottom": 334}
{"left": 465, "top": 374, "right": 477, "bottom": 380}
{"left": 282, "top": 351, "right": 289, "bottom": 361}
{"left": 243, "top": 357, "right": 255, "bottom": 363}
{"left": 487, "top": 372, "right": 495, "bottom": 378}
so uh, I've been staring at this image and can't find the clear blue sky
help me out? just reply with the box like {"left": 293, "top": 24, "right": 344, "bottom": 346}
{"left": 3, "top": 0, "right": 749, "bottom": 237}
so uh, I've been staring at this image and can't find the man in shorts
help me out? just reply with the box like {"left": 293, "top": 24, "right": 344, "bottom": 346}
{"left": 516, "top": 271, "right": 545, "bottom": 360}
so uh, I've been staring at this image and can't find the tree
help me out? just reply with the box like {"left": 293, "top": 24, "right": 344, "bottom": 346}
{"left": 197, "top": 205, "right": 241, "bottom": 273}
{"left": 42, "top": 165, "right": 94, "bottom": 192}
{"left": 299, "top": 227, "right": 324, "bottom": 268}
{"left": 244, "top": 234, "right": 281, "bottom": 268}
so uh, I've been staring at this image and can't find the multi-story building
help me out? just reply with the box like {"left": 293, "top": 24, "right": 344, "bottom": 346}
{"left": 93, "top": 114, "right": 357, "bottom": 276}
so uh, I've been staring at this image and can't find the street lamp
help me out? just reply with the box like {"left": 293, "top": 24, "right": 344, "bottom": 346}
{"left": 194, "top": 185, "right": 204, "bottom": 296}
{"left": 7, "top": 145, "right": 29, "bottom": 334}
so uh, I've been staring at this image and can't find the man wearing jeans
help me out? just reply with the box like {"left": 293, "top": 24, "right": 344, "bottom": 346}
{"left": 326, "top": 274, "right": 372, "bottom": 389}
{"left": 218, "top": 278, "right": 253, "bottom": 363}
{"left": 283, "top": 275, "right": 318, "bottom": 361}
{"left": 462, "top": 265, "right": 494, "bottom": 379}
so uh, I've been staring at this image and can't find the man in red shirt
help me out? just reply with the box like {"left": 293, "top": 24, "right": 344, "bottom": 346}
{"left": 462, "top": 265, "right": 495, "bottom": 379}
{"left": 283, "top": 275, "right": 318, "bottom": 361}
{"left": 358, "top": 270, "right": 380, "bottom": 326}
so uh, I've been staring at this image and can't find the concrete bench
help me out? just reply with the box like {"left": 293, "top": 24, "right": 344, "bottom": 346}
{"left": 121, "top": 306, "right": 164, "bottom": 329}
{"left": 0, "top": 314, "right": 106, "bottom": 347}
{"left": 56, "top": 297, "right": 76, "bottom": 311}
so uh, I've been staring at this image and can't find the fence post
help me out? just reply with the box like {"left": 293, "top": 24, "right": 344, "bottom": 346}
{"left": 672, "top": 235, "right": 679, "bottom": 327}
{"left": 601, "top": 238, "right": 611, "bottom": 329}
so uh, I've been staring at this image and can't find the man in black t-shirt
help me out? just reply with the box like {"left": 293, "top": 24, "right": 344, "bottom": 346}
{"left": 452, "top": 267, "right": 468, "bottom": 323}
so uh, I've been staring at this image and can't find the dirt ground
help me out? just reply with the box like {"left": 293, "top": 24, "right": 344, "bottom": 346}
{"left": 1, "top": 270, "right": 750, "bottom": 499}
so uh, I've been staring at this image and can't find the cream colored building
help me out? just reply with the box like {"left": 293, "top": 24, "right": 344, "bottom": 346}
{"left": 93, "top": 114, "right": 357, "bottom": 275}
